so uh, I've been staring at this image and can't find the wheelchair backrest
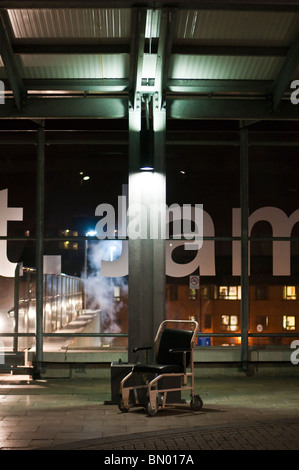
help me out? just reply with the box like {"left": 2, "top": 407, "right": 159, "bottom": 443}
{"left": 156, "top": 328, "right": 194, "bottom": 368}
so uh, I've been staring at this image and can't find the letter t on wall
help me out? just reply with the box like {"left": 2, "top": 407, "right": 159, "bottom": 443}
{"left": 0, "top": 189, "right": 23, "bottom": 277}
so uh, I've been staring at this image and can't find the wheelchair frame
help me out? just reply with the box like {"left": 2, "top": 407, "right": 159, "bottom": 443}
{"left": 118, "top": 319, "right": 203, "bottom": 416}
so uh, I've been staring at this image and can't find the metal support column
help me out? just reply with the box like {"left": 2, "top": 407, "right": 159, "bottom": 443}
{"left": 127, "top": 7, "right": 167, "bottom": 362}
{"left": 128, "top": 100, "right": 167, "bottom": 363}
{"left": 13, "top": 263, "right": 20, "bottom": 353}
{"left": 152, "top": 92, "right": 166, "bottom": 337}
{"left": 35, "top": 123, "right": 45, "bottom": 377}
{"left": 240, "top": 124, "right": 249, "bottom": 371}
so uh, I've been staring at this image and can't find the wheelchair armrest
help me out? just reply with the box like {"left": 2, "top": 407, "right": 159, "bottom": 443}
{"left": 169, "top": 348, "right": 191, "bottom": 373}
{"left": 132, "top": 346, "right": 152, "bottom": 353}
{"left": 169, "top": 348, "right": 191, "bottom": 353}
{"left": 132, "top": 346, "right": 152, "bottom": 364}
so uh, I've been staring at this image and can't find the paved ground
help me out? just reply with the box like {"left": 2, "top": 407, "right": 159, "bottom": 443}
{"left": 1, "top": 372, "right": 299, "bottom": 451}
{"left": 56, "top": 419, "right": 299, "bottom": 451}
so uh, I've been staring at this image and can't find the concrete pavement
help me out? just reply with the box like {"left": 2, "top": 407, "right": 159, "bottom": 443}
{"left": 0, "top": 370, "right": 299, "bottom": 451}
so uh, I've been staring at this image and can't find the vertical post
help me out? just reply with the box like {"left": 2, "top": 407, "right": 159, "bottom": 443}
{"left": 13, "top": 263, "right": 19, "bottom": 353}
{"left": 240, "top": 124, "right": 249, "bottom": 371}
{"left": 128, "top": 106, "right": 144, "bottom": 362}
{"left": 128, "top": 98, "right": 167, "bottom": 363}
{"left": 35, "top": 123, "right": 45, "bottom": 377}
{"left": 152, "top": 92, "right": 166, "bottom": 337}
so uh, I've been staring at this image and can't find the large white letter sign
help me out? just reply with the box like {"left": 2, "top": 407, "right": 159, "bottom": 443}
{"left": 95, "top": 203, "right": 116, "bottom": 239}
{"left": 290, "top": 80, "right": 299, "bottom": 105}
{"left": 0, "top": 189, "right": 23, "bottom": 277}
{"left": 166, "top": 210, "right": 215, "bottom": 277}
{"left": 101, "top": 240, "right": 129, "bottom": 277}
{"left": 0, "top": 80, "right": 4, "bottom": 105}
{"left": 233, "top": 207, "right": 299, "bottom": 276}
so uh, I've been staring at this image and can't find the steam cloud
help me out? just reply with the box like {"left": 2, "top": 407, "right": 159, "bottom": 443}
{"left": 82, "top": 240, "right": 128, "bottom": 340}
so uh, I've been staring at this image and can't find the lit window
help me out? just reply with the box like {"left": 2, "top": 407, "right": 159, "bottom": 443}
{"left": 221, "top": 315, "right": 239, "bottom": 331}
{"left": 283, "top": 315, "right": 296, "bottom": 330}
{"left": 219, "top": 286, "right": 241, "bottom": 300}
{"left": 219, "top": 286, "right": 228, "bottom": 298}
{"left": 283, "top": 286, "right": 296, "bottom": 300}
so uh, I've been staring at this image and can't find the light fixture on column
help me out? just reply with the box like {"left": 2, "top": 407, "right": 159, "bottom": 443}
{"left": 140, "top": 128, "right": 154, "bottom": 171}
{"left": 140, "top": 95, "right": 154, "bottom": 171}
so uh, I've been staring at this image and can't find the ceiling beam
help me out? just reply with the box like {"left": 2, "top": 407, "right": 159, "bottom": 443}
{"left": 167, "top": 79, "right": 272, "bottom": 93}
{"left": 269, "top": 27, "right": 299, "bottom": 111}
{"left": 0, "top": 11, "right": 26, "bottom": 111}
{"left": 2, "top": 77, "right": 273, "bottom": 95}
{"left": 11, "top": 42, "right": 288, "bottom": 58}
{"left": 3, "top": 78, "right": 129, "bottom": 92}
{"left": 168, "top": 97, "right": 299, "bottom": 120}
{"left": 129, "top": 7, "right": 147, "bottom": 111}
{"left": 0, "top": 1, "right": 298, "bottom": 12}
{"left": 0, "top": 95, "right": 297, "bottom": 120}
{"left": 12, "top": 43, "right": 131, "bottom": 55}
{"left": 0, "top": 97, "right": 128, "bottom": 118}
{"left": 154, "top": 8, "right": 176, "bottom": 108}
{"left": 171, "top": 45, "right": 288, "bottom": 57}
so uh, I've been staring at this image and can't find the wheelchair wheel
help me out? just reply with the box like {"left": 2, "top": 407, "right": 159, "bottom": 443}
{"left": 190, "top": 394, "right": 203, "bottom": 411}
{"left": 146, "top": 399, "right": 159, "bottom": 416}
{"left": 118, "top": 397, "right": 129, "bottom": 413}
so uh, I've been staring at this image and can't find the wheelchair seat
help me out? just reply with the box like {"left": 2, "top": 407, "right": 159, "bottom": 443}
{"left": 118, "top": 320, "right": 203, "bottom": 416}
{"left": 133, "top": 363, "right": 184, "bottom": 374}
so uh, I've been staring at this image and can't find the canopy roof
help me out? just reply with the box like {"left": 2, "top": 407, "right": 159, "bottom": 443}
{"left": 0, "top": 0, "right": 298, "bottom": 121}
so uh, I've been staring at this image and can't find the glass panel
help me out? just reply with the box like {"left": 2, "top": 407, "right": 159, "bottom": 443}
{"left": 44, "top": 142, "right": 128, "bottom": 237}
{"left": 249, "top": 141, "right": 299, "bottom": 347}
{"left": 249, "top": 142, "right": 299, "bottom": 217}
{"left": 166, "top": 241, "right": 241, "bottom": 347}
{"left": 0, "top": 138, "right": 36, "bottom": 238}
{"left": 0, "top": 241, "right": 36, "bottom": 352}
{"left": 166, "top": 124, "right": 240, "bottom": 237}
{"left": 43, "top": 240, "right": 128, "bottom": 350}
{"left": 0, "top": 137, "right": 36, "bottom": 355}
{"left": 249, "top": 240, "right": 299, "bottom": 346}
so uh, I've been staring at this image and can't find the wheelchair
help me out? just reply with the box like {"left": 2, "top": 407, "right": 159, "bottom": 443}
{"left": 118, "top": 320, "right": 203, "bottom": 416}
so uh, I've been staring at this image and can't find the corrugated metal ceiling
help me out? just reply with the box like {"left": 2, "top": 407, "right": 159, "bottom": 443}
{"left": 169, "top": 54, "right": 284, "bottom": 80}
{"left": 20, "top": 53, "right": 129, "bottom": 79}
{"left": 175, "top": 10, "right": 299, "bottom": 46}
{"left": 0, "top": 7, "right": 298, "bottom": 90}
{"left": 7, "top": 8, "right": 162, "bottom": 40}
{"left": 7, "top": 8, "right": 299, "bottom": 45}
{"left": 7, "top": 8, "right": 132, "bottom": 39}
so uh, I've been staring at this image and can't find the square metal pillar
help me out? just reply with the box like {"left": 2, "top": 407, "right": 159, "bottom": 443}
{"left": 128, "top": 101, "right": 166, "bottom": 362}
{"left": 35, "top": 123, "right": 45, "bottom": 377}
{"left": 240, "top": 125, "right": 249, "bottom": 370}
